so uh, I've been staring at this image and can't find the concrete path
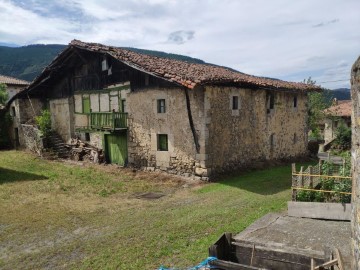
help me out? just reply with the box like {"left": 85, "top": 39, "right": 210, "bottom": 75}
{"left": 234, "top": 213, "right": 351, "bottom": 268}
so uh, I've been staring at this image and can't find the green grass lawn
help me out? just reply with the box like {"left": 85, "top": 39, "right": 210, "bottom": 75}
{"left": 0, "top": 150, "right": 296, "bottom": 269}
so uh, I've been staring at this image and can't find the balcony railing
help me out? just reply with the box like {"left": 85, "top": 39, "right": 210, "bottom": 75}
{"left": 89, "top": 112, "right": 128, "bottom": 130}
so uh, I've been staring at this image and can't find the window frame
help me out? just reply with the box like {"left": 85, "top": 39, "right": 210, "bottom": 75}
{"left": 157, "top": 134, "right": 168, "bottom": 151}
{"left": 232, "top": 96, "right": 239, "bottom": 110}
{"left": 157, "top": 99, "right": 166, "bottom": 113}
{"left": 293, "top": 95, "right": 298, "bottom": 108}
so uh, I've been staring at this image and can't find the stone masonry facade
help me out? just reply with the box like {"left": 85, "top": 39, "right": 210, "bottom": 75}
{"left": 204, "top": 86, "right": 308, "bottom": 176}
{"left": 126, "top": 86, "right": 207, "bottom": 180}
{"left": 351, "top": 56, "right": 360, "bottom": 270}
{"left": 125, "top": 85, "right": 309, "bottom": 179}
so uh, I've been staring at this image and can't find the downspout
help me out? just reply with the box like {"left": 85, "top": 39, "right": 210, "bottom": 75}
{"left": 184, "top": 87, "right": 200, "bottom": 153}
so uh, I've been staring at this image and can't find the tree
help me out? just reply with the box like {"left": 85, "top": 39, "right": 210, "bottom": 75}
{"left": 304, "top": 77, "right": 332, "bottom": 139}
{"left": 0, "top": 83, "right": 8, "bottom": 105}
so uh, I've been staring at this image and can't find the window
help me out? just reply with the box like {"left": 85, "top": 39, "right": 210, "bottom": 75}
{"left": 267, "top": 92, "right": 275, "bottom": 113}
{"left": 82, "top": 96, "right": 90, "bottom": 113}
{"left": 334, "top": 120, "right": 339, "bottom": 129}
{"left": 232, "top": 96, "right": 239, "bottom": 110}
{"left": 270, "top": 133, "right": 275, "bottom": 149}
{"left": 293, "top": 95, "right": 298, "bottom": 108}
{"left": 11, "top": 106, "right": 16, "bottom": 117}
{"left": 157, "top": 99, "right": 166, "bottom": 113}
{"left": 85, "top": 132, "right": 90, "bottom": 141}
{"left": 121, "top": 99, "right": 127, "bottom": 113}
{"left": 157, "top": 134, "right": 168, "bottom": 151}
{"left": 293, "top": 133, "right": 297, "bottom": 144}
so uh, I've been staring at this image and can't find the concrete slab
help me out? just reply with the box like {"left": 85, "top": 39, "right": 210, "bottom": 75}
{"left": 288, "top": 201, "right": 351, "bottom": 221}
{"left": 234, "top": 213, "right": 351, "bottom": 268}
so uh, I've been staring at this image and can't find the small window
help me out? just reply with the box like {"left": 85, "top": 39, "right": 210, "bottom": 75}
{"left": 85, "top": 132, "right": 90, "bottom": 141}
{"left": 11, "top": 106, "right": 16, "bottom": 117}
{"left": 232, "top": 96, "right": 239, "bottom": 110}
{"left": 293, "top": 96, "right": 298, "bottom": 108}
{"left": 270, "top": 133, "right": 275, "bottom": 149}
{"left": 121, "top": 99, "right": 126, "bottom": 113}
{"left": 157, "top": 99, "right": 166, "bottom": 113}
{"left": 157, "top": 134, "right": 168, "bottom": 151}
{"left": 334, "top": 120, "right": 339, "bottom": 129}
{"left": 293, "top": 133, "right": 297, "bottom": 144}
{"left": 267, "top": 92, "right": 275, "bottom": 113}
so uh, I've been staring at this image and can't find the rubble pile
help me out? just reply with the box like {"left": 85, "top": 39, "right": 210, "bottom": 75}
{"left": 67, "top": 138, "right": 104, "bottom": 163}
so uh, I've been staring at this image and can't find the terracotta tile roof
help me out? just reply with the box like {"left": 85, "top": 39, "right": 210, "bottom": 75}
{"left": 324, "top": 100, "right": 352, "bottom": 117}
{"left": 69, "top": 39, "right": 320, "bottom": 92}
{"left": 0, "top": 74, "right": 29, "bottom": 86}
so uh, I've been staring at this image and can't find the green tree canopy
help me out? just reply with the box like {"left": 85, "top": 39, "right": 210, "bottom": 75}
{"left": 304, "top": 77, "right": 333, "bottom": 139}
{"left": 0, "top": 83, "right": 8, "bottom": 105}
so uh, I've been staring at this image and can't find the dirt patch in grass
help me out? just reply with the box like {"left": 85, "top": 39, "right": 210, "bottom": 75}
{"left": 0, "top": 150, "right": 295, "bottom": 269}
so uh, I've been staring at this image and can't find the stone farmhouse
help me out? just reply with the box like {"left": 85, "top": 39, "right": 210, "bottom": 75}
{"left": 0, "top": 74, "right": 29, "bottom": 101}
{"left": 323, "top": 99, "right": 351, "bottom": 145}
{"left": 8, "top": 40, "right": 319, "bottom": 179}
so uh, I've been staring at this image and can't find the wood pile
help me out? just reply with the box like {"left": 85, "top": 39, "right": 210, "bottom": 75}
{"left": 67, "top": 138, "right": 104, "bottom": 163}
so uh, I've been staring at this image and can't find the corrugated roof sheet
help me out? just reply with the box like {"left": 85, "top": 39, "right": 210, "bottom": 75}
{"left": 69, "top": 39, "right": 320, "bottom": 91}
{"left": 0, "top": 74, "right": 29, "bottom": 86}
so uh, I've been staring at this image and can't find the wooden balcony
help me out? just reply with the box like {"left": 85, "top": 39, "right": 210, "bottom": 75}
{"left": 89, "top": 112, "right": 128, "bottom": 131}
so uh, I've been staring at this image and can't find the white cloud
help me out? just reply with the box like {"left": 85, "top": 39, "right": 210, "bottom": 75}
{"left": 1, "top": 0, "right": 359, "bottom": 89}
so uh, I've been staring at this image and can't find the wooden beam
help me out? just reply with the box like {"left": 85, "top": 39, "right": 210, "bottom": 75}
{"left": 210, "top": 259, "right": 269, "bottom": 270}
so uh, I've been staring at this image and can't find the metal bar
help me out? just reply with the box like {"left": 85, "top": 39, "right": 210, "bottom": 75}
{"left": 291, "top": 187, "right": 352, "bottom": 195}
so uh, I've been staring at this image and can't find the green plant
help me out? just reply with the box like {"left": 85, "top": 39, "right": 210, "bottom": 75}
{"left": 0, "top": 83, "right": 8, "bottom": 105}
{"left": 35, "top": 109, "right": 51, "bottom": 137}
{"left": 333, "top": 123, "right": 351, "bottom": 150}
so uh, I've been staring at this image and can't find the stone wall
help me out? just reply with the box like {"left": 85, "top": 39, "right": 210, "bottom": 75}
{"left": 351, "top": 56, "right": 360, "bottom": 270}
{"left": 127, "top": 86, "right": 205, "bottom": 178}
{"left": 21, "top": 124, "right": 44, "bottom": 155}
{"left": 9, "top": 98, "right": 43, "bottom": 147}
{"left": 204, "top": 86, "right": 308, "bottom": 175}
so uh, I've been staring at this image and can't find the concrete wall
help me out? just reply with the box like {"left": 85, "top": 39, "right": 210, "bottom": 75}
{"left": 204, "top": 86, "right": 308, "bottom": 175}
{"left": 49, "top": 97, "right": 74, "bottom": 142}
{"left": 126, "top": 86, "right": 205, "bottom": 178}
{"left": 351, "top": 56, "right": 360, "bottom": 270}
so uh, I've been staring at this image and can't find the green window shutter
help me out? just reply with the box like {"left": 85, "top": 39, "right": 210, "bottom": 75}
{"left": 157, "top": 134, "right": 168, "bottom": 151}
{"left": 83, "top": 96, "right": 90, "bottom": 113}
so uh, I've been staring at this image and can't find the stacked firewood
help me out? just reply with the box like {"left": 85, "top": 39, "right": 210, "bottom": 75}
{"left": 67, "top": 138, "right": 104, "bottom": 163}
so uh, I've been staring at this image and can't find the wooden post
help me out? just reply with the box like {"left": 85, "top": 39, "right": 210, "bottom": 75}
{"left": 309, "top": 166, "right": 313, "bottom": 188}
{"left": 300, "top": 166, "right": 304, "bottom": 187}
{"left": 292, "top": 163, "right": 297, "bottom": 201}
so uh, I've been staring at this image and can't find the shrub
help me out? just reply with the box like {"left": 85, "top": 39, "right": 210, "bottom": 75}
{"left": 332, "top": 124, "right": 351, "bottom": 150}
{"left": 35, "top": 109, "right": 51, "bottom": 137}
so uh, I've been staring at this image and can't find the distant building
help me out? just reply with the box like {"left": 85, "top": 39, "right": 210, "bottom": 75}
{"left": 323, "top": 99, "right": 351, "bottom": 145}
{"left": 0, "top": 74, "right": 29, "bottom": 100}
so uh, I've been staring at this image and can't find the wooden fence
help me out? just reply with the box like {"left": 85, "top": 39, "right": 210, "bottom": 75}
{"left": 291, "top": 161, "right": 352, "bottom": 201}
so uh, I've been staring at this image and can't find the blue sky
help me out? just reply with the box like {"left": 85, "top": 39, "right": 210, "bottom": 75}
{"left": 0, "top": 0, "right": 359, "bottom": 89}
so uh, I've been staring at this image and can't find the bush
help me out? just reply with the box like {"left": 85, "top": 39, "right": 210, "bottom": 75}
{"left": 332, "top": 124, "right": 351, "bottom": 150}
{"left": 35, "top": 110, "right": 51, "bottom": 137}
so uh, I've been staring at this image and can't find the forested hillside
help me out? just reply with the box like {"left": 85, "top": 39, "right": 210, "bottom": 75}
{"left": 0, "top": 44, "right": 66, "bottom": 81}
{"left": 0, "top": 44, "right": 205, "bottom": 82}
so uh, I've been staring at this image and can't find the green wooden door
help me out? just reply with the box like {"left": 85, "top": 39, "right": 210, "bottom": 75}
{"left": 105, "top": 133, "right": 127, "bottom": 166}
